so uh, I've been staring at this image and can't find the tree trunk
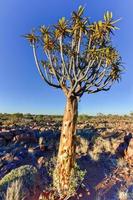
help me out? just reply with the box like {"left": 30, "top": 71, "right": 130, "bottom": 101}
{"left": 54, "top": 95, "right": 78, "bottom": 197}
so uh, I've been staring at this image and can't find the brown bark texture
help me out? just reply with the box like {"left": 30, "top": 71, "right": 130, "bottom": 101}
{"left": 55, "top": 96, "right": 78, "bottom": 197}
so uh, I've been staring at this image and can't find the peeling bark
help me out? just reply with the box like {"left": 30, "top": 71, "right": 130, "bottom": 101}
{"left": 55, "top": 96, "right": 78, "bottom": 197}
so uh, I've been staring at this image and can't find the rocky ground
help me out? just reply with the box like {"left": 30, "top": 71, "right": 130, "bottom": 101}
{"left": 0, "top": 116, "right": 133, "bottom": 200}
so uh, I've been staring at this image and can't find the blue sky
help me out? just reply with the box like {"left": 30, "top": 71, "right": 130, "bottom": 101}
{"left": 0, "top": 0, "right": 132, "bottom": 115}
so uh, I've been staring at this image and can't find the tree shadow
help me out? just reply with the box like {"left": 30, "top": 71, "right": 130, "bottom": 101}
{"left": 1, "top": 127, "right": 130, "bottom": 200}
{"left": 70, "top": 132, "right": 132, "bottom": 200}
{"left": 29, "top": 128, "right": 132, "bottom": 200}
{"left": 73, "top": 152, "right": 116, "bottom": 200}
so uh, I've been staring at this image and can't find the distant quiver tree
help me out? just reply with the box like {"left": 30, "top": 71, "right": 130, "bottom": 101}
{"left": 25, "top": 6, "right": 123, "bottom": 198}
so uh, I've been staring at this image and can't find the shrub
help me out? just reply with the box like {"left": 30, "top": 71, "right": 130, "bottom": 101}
{"left": 53, "top": 162, "right": 86, "bottom": 199}
{"left": 0, "top": 165, "right": 38, "bottom": 200}
{"left": 5, "top": 179, "right": 25, "bottom": 200}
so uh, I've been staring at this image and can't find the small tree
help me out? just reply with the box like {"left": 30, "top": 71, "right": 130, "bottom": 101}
{"left": 25, "top": 6, "right": 123, "bottom": 198}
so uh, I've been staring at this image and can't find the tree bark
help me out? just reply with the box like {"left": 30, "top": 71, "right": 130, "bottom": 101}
{"left": 54, "top": 95, "right": 78, "bottom": 197}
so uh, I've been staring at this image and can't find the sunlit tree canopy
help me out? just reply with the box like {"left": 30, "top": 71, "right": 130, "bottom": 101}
{"left": 25, "top": 6, "right": 123, "bottom": 98}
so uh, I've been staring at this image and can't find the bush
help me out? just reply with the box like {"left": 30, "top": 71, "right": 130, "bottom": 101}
{"left": 53, "top": 162, "right": 86, "bottom": 199}
{"left": 5, "top": 179, "right": 25, "bottom": 200}
{"left": 0, "top": 165, "right": 39, "bottom": 200}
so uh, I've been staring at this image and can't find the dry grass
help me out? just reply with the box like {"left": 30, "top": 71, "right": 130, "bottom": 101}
{"left": 5, "top": 179, "right": 25, "bottom": 200}
{"left": 88, "top": 137, "right": 114, "bottom": 161}
{"left": 117, "top": 158, "right": 127, "bottom": 168}
{"left": 117, "top": 189, "right": 128, "bottom": 200}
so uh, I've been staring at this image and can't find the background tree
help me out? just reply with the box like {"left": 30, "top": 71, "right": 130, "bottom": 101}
{"left": 130, "top": 112, "right": 133, "bottom": 117}
{"left": 25, "top": 6, "right": 123, "bottom": 198}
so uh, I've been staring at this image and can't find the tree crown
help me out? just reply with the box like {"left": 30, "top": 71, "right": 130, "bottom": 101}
{"left": 25, "top": 6, "right": 123, "bottom": 98}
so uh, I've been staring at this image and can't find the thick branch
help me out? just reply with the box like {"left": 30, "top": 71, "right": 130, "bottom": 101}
{"left": 76, "top": 29, "right": 82, "bottom": 68}
{"left": 59, "top": 36, "right": 72, "bottom": 85}
{"left": 32, "top": 44, "right": 61, "bottom": 89}
{"left": 45, "top": 50, "right": 61, "bottom": 82}
{"left": 86, "top": 78, "right": 112, "bottom": 93}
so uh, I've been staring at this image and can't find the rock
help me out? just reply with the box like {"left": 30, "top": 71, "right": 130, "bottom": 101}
{"left": 13, "top": 156, "right": 20, "bottom": 161}
{"left": 37, "top": 156, "right": 45, "bottom": 167}
{"left": 39, "top": 137, "right": 45, "bottom": 151}
{"left": 125, "top": 138, "right": 133, "bottom": 160}
{"left": 28, "top": 147, "right": 35, "bottom": 153}
{"left": 2, "top": 153, "right": 14, "bottom": 162}
{"left": 40, "top": 127, "right": 45, "bottom": 132}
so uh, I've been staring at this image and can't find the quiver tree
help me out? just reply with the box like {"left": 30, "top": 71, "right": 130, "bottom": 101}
{"left": 25, "top": 6, "right": 123, "bottom": 198}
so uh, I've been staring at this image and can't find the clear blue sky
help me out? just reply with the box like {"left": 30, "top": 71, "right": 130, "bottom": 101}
{"left": 0, "top": 0, "right": 132, "bottom": 115}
